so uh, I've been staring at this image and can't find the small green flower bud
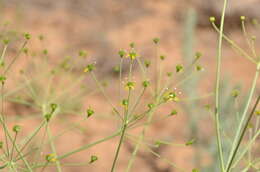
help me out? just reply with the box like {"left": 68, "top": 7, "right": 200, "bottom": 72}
{"left": 118, "top": 49, "right": 126, "bottom": 58}
{"left": 122, "top": 99, "right": 129, "bottom": 106}
{"left": 176, "top": 65, "right": 183, "bottom": 73}
{"left": 142, "top": 80, "right": 150, "bottom": 88}
{"left": 170, "top": 109, "right": 177, "bottom": 116}
{"left": 195, "top": 52, "right": 202, "bottom": 60}
{"left": 154, "top": 140, "right": 162, "bottom": 147}
{"left": 0, "top": 76, "right": 6, "bottom": 84}
{"left": 23, "top": 33, "right": 31, "bottom": 40}
{"left": 251, "top": 36, "right": 256, "bottom": 41}
{"left": 89, "top": 155, "right": 98, "bottom": 164}
{"left": 247, "top": 123, "right": 254, "bottom": 129}
{"left": 129, "top": 42, "right": 135, "bottom": 48}
{"left": 144, "top": 60, "right": 151, "bottom": 68}
{"left": 101, "top": 81, "right": 108, "bottom": 87}
{"left": 204, "top": 104, "right": 211, "bottom": 110}
{"left": 23, "top": 48, "right": 29, "bottom": 55}
{"left": 113, "top": 65, "right": 120, "bottom": 73}
{"left": 13, "top": 125, "right": 21, "bottom": 133}
{"left": 84, "top": 64, "right": 95, "bottom": 73}
{"left": 0, "top": 61, "right": 5, "bottom": 68}
{"left": 240, "top": 16, "right": 246, "bottom": 21}
{"left": 0, "top": 141, "right": 3, "bottom": 149}
{"left": 252, "top": 18, "right": 258, "bottom": 25}
{"left": 160, "top": 55, "right": 165, "bottom": 60}
{"left": 87, "top": 108, "right": 94, "bottom": 118}
{"left": 43, "top": 49, "right": 48, "bottom": 55}
{"left": 209, "top": 16, "right": 216, "bottom": 23}
{"left": 167, "top": 72, "right": 172, "bottom": 77}
{"left": 79, "top": 50, "right": 88, "bottom": 58}
{"left": 38, "top": 34, "right": 44, "bottom": 41}
{"left": 196, "top": 65, "right": 203, "bottom": 71}
{"left": 153, "top": 37, "right": 160, "bottom": 44}
{"left": 45, "top": 113, "right": 52, "bottom": 122}
{"left": 125, "top": 81, "right": 135, "bottom": 90}
{"left": 46, "top": 153, "right": 56, "bottom": 163}
{"left": 128, "top": 51, "right": 137, "bottom": 60}
{"left": 2, "top": 39, "right": 9, "bottom": 45}
{"left": 168, "top": 92, "right": 176, "bottom": 100}
{"left": 231, "top": 89, "right": 239, "bottom": 98}
{"left": 50, "top": 103, "right": 58, "bottom": 112}
{"left": 255, "top": 110, "right": 260, "bottom": 116}
{"left": 147, "top": 103, "right": 155, "bottom": 110}
{"left": 185, "top": 138, "right": 196, "bottom": 146}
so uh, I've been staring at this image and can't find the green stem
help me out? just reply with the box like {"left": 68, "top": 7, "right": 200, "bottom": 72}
{"left": 110, "top": 124, "right": 127, "bottom": 172}
{"left": 58, "top": 130, "right": 121, "bottom": 160}
{"left": 226, "top": 63, "right": 260, "bottom": 171}
{"left": 214, "top": 0, "right": 228, "bottom": 171}
{"left": 47, "top": 125, "right": 62, "bottom": 172}
{"left": 226, "top": 95, "right": 260, "bottom": 171}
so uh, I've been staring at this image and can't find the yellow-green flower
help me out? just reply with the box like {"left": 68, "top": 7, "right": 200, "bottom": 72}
{"left": 163, "top": 92, "right": 179, "bottom": 102}
{"left": 128, "top": 51, "right": 138, "bottom": 60}
{"left": 125, "top": 81, "right": 135, "bottom": 90}
{"left": 84, "top": 64, "right": 95, "bottom": 73}
{"left": 46, "top": 153, "right": 57, "bottom": 163}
